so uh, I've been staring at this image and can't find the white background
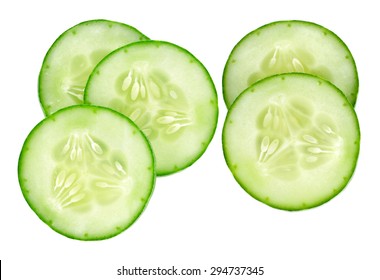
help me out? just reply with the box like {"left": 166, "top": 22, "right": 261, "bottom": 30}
{"left": 1, "top": 0, "right": 379, "bottom": 279}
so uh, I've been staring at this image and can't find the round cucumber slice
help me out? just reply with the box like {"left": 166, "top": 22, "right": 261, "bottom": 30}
{"left": 39, "top": 19, "right": 149, "bottom": 116}
{"left": 18, "top": 105, "right": 155, "bottom": 240}
{"left": 222, "top": 73, "right": 360, "bottom": 211}
{"left": 85, "top": 41, "right": 218, "bottom": 175}
{"left": 223, "top": 20, "right": 359, "bottom": 108}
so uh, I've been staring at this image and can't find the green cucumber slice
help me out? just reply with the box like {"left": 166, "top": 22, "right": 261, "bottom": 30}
{"left": 18, "top": 105, "right": 155, "bottom": 240}
{"left": 223, "top": 20, "right": 359, "bottom": 108}
{"left": 39, "top": 19, "right": 149, "bottom": 116}
{"left": 222, "top": 73, "right": 360, "bottom": 211}
{"left": 85, "top": 41, "right": 218, "bottom": 175}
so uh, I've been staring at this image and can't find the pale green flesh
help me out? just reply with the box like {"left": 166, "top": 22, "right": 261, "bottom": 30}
{"left": 85, "top": 41, "right": 218, "bottom": 175}
{"left": 39, "top": 20, "right": 149, "bottom": 116}
{"left": 223, "top": 73, "right": 360, "bottom": 210}
{"left": 18, "top": 105, "right": 155, "bottom": 240}
{"left": 223, "top": 20, "right": 358, "bottom": 108}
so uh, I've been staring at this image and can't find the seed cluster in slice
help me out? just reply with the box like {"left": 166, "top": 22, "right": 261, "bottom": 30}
{"left": 85, "top": 41, "right": 218, "bottom": 175}
{"left": 223, "top": 20, "right": 359, "bottom": 108}
{"left": 222, "top": 20, "right": 360, "bottom": 211}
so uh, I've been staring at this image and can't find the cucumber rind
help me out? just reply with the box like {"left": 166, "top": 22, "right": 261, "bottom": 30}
{"left": 38, "top": 19, "right": 150, "bottom": 116}
{"left": 222, "top": 20, "right": 359, "bottom": 108}
{"left": 222, "top": 73, "right": 360, "bottom": 211}
{"left": 84, "top": 40, "right": 219, "bottom": 176}
{"left": 18, "top": 104, "right": 156, "bottom": 240}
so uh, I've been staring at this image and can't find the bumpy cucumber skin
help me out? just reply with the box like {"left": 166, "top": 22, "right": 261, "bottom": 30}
{"left": 222, "top": 73, "right": 360, "bottom": 211}
{"left": 84, "top": 40, "right": 219, "bottom": 176}
{"left": 38, "top": 19, "right": 149, "bottom": 116}
{"left": 18, "top": 105, "right": 156, "bottom": 240}
{"left": 222, "top": 20, "right": 359, "bottom": 108}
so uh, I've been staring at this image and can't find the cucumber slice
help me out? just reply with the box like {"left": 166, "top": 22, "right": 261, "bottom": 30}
{"left": 39, "top": 19, "right": 149, "bottom": 116}
{"left": 18, "top": 105, "right": 155, "bottom": 240}
{"left": 85, "top": 41, "right": 218, "bottom": 175}
{"left": 223, "top": 20, "right": 359, "bottom": 108}
{"left": 222, "top": 73, "right": 360, "bottom": 210}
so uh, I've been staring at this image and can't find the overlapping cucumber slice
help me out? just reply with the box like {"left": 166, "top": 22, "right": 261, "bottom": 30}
{"left": 85, "top": 41, "right": 218, "bottom": 175}
{"left": 38, "top": 19, "right": 149, "bottom": 116}
{"left": 222, "top": 73, "right": 360, "bottom": 210}
{"left": 223, "top": 20, "right": 359, "bottom": 108}
{"left": 18, "top": 105, "right": 155, "bottom": 240}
